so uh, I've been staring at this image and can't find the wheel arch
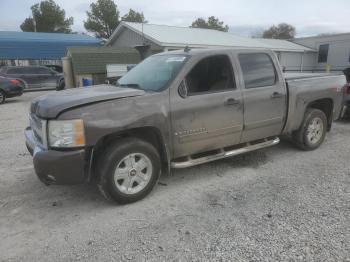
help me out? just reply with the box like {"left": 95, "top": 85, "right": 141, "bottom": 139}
{"left": 15, "top": 78, "right": 28, "bottom": 89}
{"left": 306, "top": 98, "right": 334, "bottom": 131}
{"left": 91, "top": 126, "right": 170, "bottom": 180}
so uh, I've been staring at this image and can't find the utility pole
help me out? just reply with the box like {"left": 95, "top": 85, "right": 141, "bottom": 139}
{"left": 32, "top": 9, "right": 37, "bottom": 32}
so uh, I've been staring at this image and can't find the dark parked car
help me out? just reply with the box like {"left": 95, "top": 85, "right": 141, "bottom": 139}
{"left": 342, "top": 68, "right": 350, "bottom": 118}
{"left": 0, "top": 66, "right": 65, "bottom": 90}
{"left": 0, "top": 76, "right": 24, "bottom": 104}
{"left": 45, "top": 65, "right": 63, "bottom": 73}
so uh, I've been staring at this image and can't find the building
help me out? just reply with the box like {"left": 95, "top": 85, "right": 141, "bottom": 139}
{"left": 0, "top": 31, "right": 100, "bottom": 67}
{"left": 64, "top": 46, "right": 141, "bottom": 87}
{"left": 106, "top": 22, "right": 316, "bottom": 72}
{"left": 293, "top": 33, "right": 350, "bottom": 72}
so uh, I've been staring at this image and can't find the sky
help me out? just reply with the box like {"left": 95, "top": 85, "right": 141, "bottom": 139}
{"left": 0, "top": 0, "right": 349, "bottom": 37}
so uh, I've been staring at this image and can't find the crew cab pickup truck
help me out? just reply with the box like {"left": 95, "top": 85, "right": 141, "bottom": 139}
{"left": 25, "top": 48, "right": 347, "bottom": 204}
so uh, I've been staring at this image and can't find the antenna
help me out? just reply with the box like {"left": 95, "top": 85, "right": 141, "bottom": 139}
{"left": 184, "top": 46, "right": 191, "bottom": 52}
{"left": 142, "top": 22, "right": 145, "bottom": 45}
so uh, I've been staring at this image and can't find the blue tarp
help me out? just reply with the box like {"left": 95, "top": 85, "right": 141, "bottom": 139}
{"left": 0, "top": 31, "right": 100, "bottom": 60}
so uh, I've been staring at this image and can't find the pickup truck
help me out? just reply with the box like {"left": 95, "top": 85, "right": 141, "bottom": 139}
{"left": 25, "top": 48, "right": 347, "bottom": 204}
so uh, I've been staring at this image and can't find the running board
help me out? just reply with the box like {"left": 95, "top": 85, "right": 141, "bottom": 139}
{"left": 171, "top": 137, "right": 280, "bottom": 169}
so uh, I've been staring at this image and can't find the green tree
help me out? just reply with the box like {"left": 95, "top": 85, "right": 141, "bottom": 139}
{"left": 20, "top": 0, "right": 73, "bottom": 33}
{"left": 84, "top": 0, "right": 120, "bottom": 39}
{"left": 262, "top": 23, "right": 296, "bottom": 39}
{"left": 122, "top": 9, "right": 147, "bottom": 23}
{"left": 191, "top": 16, "right": 229, "bottom": 32}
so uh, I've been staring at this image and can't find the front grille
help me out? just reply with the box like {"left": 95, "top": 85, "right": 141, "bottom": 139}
{"left": 29, "top": 113, "right": 43, "bottom": 145}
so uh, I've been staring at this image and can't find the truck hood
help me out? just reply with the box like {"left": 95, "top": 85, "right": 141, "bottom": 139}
{"left": 31, "top": 85, "right": 145, "bottom": 119}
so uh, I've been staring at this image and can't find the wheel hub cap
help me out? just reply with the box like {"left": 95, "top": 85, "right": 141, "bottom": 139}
{"left": 306, "top": 117, "right": 323, "bottom": 144}
{"left": 129, "top": 169, "right": 137, "bottom": 176}
{"left": 114, "top": 153, "right": 153, "bottom": 195}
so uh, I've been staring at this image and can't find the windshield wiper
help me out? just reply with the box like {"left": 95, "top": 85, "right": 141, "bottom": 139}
{"left": 118, "top": 83, "right": 143, "bottom": 90}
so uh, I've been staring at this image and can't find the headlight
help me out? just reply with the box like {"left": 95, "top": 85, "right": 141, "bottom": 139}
{"left": 48, "top": 119, "right": 85, "bottom": 148}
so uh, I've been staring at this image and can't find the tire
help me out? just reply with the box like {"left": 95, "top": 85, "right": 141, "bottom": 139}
{"left": 0, "top": 90, "right": 5, "bottom": 104}
{"left": 97, "top": 138, "right": 161, "bottom": 204}
{"left": 56, "top": 80, "right": 65, "bottom": 91}
{"left": 293, "top": 108, "right": 327, "bottom": 151}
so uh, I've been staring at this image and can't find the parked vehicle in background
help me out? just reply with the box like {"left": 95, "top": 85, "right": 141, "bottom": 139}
{"left": 0, "top": 66, "right": 65, "bottom": 91}
{"left": 0, "top": 76, "right": 24, "bottom": 104}
{"left": 341, "top": 83, "right": 350, "bottom": 118}
{"left": 45, "top": 65, "right": 63, "bottom": 73}
{"left": 25, "top": 48, "right": 346, "bottom": 204}
{"left": 342, "top": 68, "right": 350, "bottom": 118}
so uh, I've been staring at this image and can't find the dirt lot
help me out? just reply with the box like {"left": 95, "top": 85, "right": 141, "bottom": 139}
{"left": 0, "top": 91, "right": 349, "bottom": 262}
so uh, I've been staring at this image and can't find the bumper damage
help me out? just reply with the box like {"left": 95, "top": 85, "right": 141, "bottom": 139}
{"left": 25, "top": 127, "right": 87, "bottom": 185}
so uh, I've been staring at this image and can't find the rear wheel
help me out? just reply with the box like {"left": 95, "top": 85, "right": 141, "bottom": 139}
{"left": 293, "top": 108, "right": 327, "bottom": 150}
{"left": 56, "top": 80, "right": 65, "bottom": 91}
{"left": 97, "top": 138, "right": 161, "bottom": 204}
{"left": 0, "top": 90, "right": 5, "bottom": 104}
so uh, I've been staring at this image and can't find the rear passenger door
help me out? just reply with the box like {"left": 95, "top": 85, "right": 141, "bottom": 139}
{"left": 237, "top": 52, "right": 287, "bottom": 142}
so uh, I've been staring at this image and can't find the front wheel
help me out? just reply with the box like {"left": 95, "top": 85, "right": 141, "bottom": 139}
{"left": 0, "top": 90, "right": 6, "bottom": 104}
{"left": 293, "top": 108, "right": 327, "bottom": 150}
{"left": 97, "top": 138, "right": 161, "bottom": 204}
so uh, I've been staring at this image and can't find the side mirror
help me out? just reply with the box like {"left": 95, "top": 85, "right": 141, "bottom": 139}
{"left": 178, "top": 81, "right": 188, "bottom": 98}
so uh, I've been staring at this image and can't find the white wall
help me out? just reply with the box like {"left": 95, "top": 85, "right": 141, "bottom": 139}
{"left": 276, "top": 51, "right": 316, "bottom": 72}
{"left": 293, "top": 34, "right": 350, "bottom": 72}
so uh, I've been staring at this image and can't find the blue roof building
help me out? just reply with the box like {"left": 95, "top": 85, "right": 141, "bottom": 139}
{"left": 0, "top": 31, "right": 100, "bottom": 60}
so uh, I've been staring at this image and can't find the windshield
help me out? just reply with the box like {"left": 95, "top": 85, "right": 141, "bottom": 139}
{"left": 117, "top": 54, "right": 188, "bottom": 92}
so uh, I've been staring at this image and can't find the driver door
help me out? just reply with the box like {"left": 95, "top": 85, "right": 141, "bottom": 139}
{"left": 170, "top": 53, "right": 244, "bottom": 158}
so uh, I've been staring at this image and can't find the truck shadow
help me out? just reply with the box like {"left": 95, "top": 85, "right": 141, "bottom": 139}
{"left": 160, "top": 139, "right": 296, "bottom": 185}
{"left": 10, "top": 140, "right": 297, "bottom": 208}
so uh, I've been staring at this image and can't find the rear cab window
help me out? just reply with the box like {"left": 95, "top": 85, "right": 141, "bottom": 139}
{"left": 238, "top": 53, "right": 277, "bottom": 89}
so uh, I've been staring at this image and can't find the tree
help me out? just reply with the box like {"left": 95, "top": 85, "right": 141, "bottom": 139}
{"left": 84, "top": 0, "right": 120, "bottom": 39}
{"left": 122, "top": 9, "right": 147, "bottom": 23}
{"left": 191, "top": 16, "right": 229, "bottom": 32}
{"left": 262, "top": 23, "right": 296, "bottom": 39}
{"left": 20, "top": 0, "right": 73, "bottom": 33}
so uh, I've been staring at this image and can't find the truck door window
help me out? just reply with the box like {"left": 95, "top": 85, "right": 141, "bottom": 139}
{"left": 239, "top": 53, "right": 277, "bottom": 89}
{"left": 186, "top": 55, "right": 235, "bottom": 95}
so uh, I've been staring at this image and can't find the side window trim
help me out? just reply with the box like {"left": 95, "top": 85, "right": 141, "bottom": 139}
{"left": 238, "top": 52, "right": 278, "bottom": 89}
{"left": 186, "top": 54, "right": 236, "bottom": 96}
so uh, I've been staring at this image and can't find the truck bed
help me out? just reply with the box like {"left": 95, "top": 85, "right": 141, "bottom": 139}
{"left": 284, "top": 72, "right": 343, "bottom": 81}
{"left": 282, "top": 72, "right": 346, "bottom": 134}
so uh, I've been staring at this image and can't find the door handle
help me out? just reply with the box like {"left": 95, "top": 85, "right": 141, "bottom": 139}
{"left": 271, "top": 92, "right": 283, "bottom": 98}
{"left": 224, "top": 98, "right": 240, "bottom": 106}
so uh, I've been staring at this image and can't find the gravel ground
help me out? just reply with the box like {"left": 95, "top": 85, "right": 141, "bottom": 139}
{"left": 0, "top": 91, "right": 349, "bottom": 262}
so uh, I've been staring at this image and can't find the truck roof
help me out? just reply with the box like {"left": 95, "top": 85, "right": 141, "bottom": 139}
{"left": 155, "top": 47, "right": 274, "bottom": 56}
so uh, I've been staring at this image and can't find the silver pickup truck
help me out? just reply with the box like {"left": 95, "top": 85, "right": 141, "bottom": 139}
{"left": 25, "top": 48, "right": 347, "bottom": 204}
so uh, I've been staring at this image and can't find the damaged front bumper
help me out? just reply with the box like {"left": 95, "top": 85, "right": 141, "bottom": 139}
{"left": 25, "top": 127, "right": 87, "bottom": 185}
